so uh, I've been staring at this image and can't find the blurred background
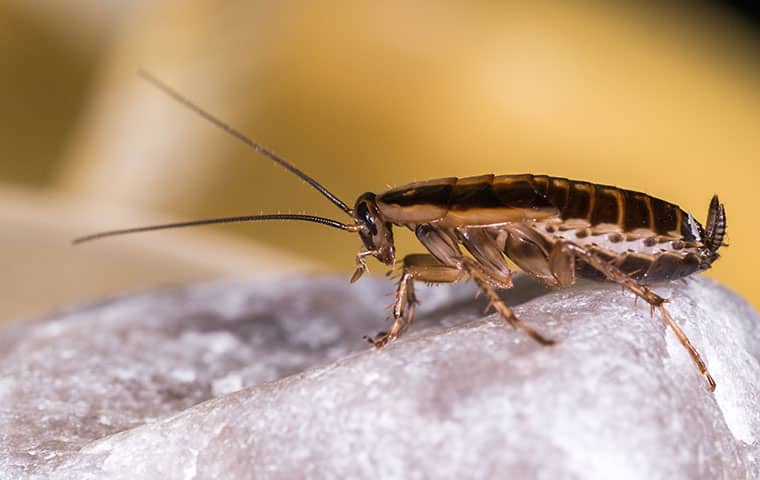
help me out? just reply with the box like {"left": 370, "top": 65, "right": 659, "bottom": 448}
{"left": 0, "top": 1, "right": 758, "bottom": 325}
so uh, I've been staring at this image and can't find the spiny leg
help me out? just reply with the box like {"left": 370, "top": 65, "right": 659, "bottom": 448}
{"left": 369, "top": 254, "right": 463, "bottom": 348}
{"left": 366, "top": 271, "right": 417, "bottom": 347}
{"left": 555, "top": 241, "right": 716, "bottom": 391}
{"left": 462, "top": 257, "right": 555, "bottom": 346}
{"left": 351, "top": 249, "right": 379, "bottom": 283}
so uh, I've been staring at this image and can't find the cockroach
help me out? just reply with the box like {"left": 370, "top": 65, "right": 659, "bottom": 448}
{"left": 75, "top": 70, "right": 727, "bottom": 391}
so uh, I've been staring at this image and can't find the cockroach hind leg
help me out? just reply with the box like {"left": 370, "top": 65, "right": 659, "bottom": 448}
{"left": 656, "top": 304, "right": 716, "bottom": 392}
{"left": 564, "top": 242, "right": 716, "bottom": 391}
{"left": 705, "top": 371, "right": 717, "bottom": 392}
{"left": 517, "top": 324, "right": 556, "bottom": 346}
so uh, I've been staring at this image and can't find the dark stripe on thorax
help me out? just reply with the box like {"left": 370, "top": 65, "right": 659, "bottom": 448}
{"left": 378, "top": 179, "right": 456, "bottom": 208}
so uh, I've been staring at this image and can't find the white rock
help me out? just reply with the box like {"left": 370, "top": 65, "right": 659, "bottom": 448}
{"left": 0, "top": 275, "right": 758, "bottom": 479}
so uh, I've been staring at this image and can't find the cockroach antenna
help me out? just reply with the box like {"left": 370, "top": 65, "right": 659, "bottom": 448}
{"left": 72, "top": 70, "right": 358, "bottom": 245}
{"left": 136, "top": 69, "right": 352, "bottom": 214}
{"left": 72, "top": 214, "right": 357, "bottom": 245}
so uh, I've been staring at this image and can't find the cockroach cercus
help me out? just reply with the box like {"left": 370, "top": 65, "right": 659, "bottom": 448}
{"left": 75, "top": 70, "right": 727, "bottom": 391}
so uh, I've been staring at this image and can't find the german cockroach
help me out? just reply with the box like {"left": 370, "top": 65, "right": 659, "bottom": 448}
{"left": 75, "top": 70, "right": 727, "bottom": 391}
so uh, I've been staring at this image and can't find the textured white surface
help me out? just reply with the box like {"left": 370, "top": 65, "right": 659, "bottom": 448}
{"left": 0, "top": 275, "right": 758, "bottom": 479}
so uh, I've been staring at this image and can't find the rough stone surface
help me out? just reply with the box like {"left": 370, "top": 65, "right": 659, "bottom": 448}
{"left": 0, "top": 275, "right": 758, "bottom": 479}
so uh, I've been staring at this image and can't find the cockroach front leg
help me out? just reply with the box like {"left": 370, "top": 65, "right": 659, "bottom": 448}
{"left": 368, "top": 254, "right": 463, "bottom": 348}
{"left": 351, "top": 249, "right": 379, "bottom": 283}
{"left": 553, "top": 241, "right": 716, "bottom": 391}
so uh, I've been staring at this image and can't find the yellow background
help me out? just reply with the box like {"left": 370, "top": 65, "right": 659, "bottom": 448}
{"left": 1, "top": 1, "right": 758, "bottom": 322}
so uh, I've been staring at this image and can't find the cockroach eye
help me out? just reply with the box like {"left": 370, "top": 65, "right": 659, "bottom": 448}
{"left": 357, "top": 201, "right": 377, "bottom": 236}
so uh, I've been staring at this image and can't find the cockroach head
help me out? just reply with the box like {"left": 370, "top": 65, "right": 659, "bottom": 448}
{"left": 353, "top": 192, "right": 395, "bottom": 265}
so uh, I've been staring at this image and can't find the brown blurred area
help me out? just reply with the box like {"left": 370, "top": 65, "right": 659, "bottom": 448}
{"left": 1, "top": 1, "right": 758, "bottom": 325}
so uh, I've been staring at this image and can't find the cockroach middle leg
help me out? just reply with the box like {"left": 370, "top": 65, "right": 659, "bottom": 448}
{"left": 462, "top": 258, "right": 556, "bottom": 346}
{"left": 369, "top": 254, "right": 462, "bottom": 348}
{"left": 555, "top": 242, "right": 716, "bottom": 391}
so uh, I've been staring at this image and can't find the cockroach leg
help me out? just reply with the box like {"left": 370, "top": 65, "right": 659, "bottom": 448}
{"left": 392, "top": 272, "right": 417, "bottom": 321}
{"left": 457, "top": 228, "right": 514, "bottom": 289}
{"left": 462, "top": 258, "right": 556, "bottom": 346}
{"left": 351, "top": 249, "right": 378, "bottom": 283}
{"left": 370, "top": 254, "right": 462, "bottom": 348}
{"left": 554, "top": 242, "right": 716, "bottom": 391}
{"left": 370, "top": 273, "right": 417, "bottom": 348}
{"left": 371, "top": 252, "right": 556, "bottom": 347}
{"left": 657, "top": 303, "right": 716, "bottom": 391}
